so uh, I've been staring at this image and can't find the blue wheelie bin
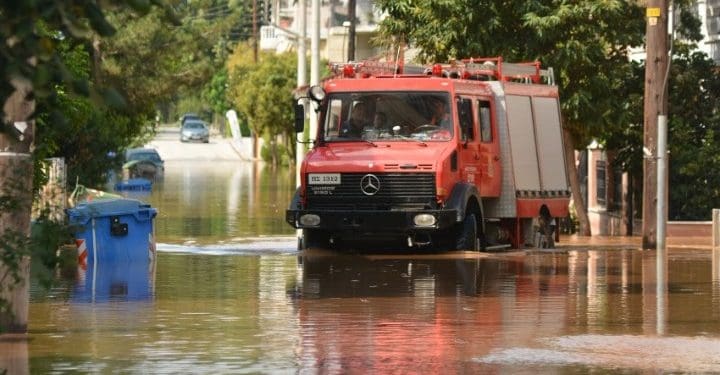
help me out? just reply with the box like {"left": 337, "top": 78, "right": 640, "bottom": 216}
{"left": 67, "top": 198, "right": 158, "bottom": 264}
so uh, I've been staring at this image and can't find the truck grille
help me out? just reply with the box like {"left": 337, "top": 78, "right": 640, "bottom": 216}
{"left": 306, "top": 173, "right": 436, "bottom": 210}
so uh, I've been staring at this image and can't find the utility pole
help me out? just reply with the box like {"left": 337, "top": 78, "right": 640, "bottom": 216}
{"left": 347, "top": 0, "right": 356, "bottom": 62}
{"left": 252, "top": 0, "right": 258, "bottom": 63}
{"left": 296, "top": 0, "right": 307, "bottom": 190}
{"left": 642, "top": 0, "right": 669, "bottom": 249}
{"left": 310, "top": 0, "right": 319, "bottom": 139}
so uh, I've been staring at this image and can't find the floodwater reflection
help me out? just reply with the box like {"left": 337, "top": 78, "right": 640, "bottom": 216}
{"left": 16, "top": 247, "right": 720, "bottom": 373}
{"left": 293, "top": 248, "right": 720, "bottom": 373}
{"left": 72, "top": 260, "right": 156, "bottom": 303}
{"left": 10, "top": 161, "right": 720, "bottom": 373}
{"left": 140, "top": 161, "right": 296, "bottom": 245}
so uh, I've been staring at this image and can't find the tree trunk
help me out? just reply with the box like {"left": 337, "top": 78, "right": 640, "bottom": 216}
{"left": 252, "top": 133, "right": 259, "bottom": 159}
{"left": 271, "top": 139, "right": 278, "bottom": 166}
{"left": 1, "top": 77, "right": 35, "bottom": 333}
{"left": 562, "top": 127, "right": 591, "bottom": 236}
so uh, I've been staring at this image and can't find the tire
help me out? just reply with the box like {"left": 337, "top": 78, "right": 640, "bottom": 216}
{"left": 302, "top": 229, "right": 330, "bottom": 250}
{"left": 455, "top": 213, "right": 480, "bottom": 251}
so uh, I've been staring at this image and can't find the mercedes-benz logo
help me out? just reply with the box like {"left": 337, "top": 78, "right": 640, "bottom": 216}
{"left": 360, "top": 174, "right": 380, "bottom": 196}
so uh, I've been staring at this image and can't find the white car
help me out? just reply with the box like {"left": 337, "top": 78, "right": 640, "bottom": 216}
{"left": 180, "top": 121, "right": 210, "bottom": 143}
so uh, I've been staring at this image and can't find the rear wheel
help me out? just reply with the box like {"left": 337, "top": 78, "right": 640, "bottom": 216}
{"left": 455, "top": 213, "right": 480, "bottom": 251}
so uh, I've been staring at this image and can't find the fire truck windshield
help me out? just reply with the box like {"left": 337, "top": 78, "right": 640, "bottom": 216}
{"left": 322, "top": 92, "right": 454, "bottom": 142}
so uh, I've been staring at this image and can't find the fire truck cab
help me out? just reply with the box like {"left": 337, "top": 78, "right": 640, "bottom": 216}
{"left": 286, "top": 58, "right": 570, "bottom": 251}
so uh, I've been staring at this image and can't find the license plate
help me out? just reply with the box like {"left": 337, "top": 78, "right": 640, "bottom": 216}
{"left": 308, "top": 173, "right": 341, "bottom": 185}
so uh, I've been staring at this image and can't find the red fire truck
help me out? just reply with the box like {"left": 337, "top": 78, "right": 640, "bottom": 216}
{"left": 286, "top": 57, "right": 570, "bottom": 251}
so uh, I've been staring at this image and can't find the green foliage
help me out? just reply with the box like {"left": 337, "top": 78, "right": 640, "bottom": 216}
{"left": 0, "top": 163, "right": 32, "bottom": 331}
{"left": 227, "top": 44, "right": 297, "bottom": 165}
{"left": 33, "top": 34, "right": 153, "bottom": 189}
{"left": 174, "top": 95, "right": 212, "bottom": 123}
{"left": 138, "top": 1, "right": 259, "bottom": 126}
{"left": 376, "top": 0, "right": 720, "bottom": 221}
{"left": 0, "top": 227, "right": 30, "bottom": 325}
{"left": 0, "top": 1, "right": 175, "bottom": 142}
{"left": 665, "top": 50, "right": 720, "bottom": 220}
{"left": 29, "top": 216, "right": 74, "bottom": 290}
{"left": 1, "top": 1, "right": 171, "bottom": 326}
{"left": 376, "top": 0, "right": 646, "bottom": 148}
{"left": 29, "top": 1, "right": 246, "bottom": 190}
{"left": 203, "top": 68, "right": 231, "bottom": 117}
{"left": 610, "top": 47, "right": 720, "bottom": 220}
{"left": 260, "top": 136, "right": 290, "bottom": 166}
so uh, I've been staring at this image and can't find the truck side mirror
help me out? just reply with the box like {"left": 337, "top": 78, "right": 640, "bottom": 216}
{"left": 294, "top": 103, "right": 305, "bottom": 133}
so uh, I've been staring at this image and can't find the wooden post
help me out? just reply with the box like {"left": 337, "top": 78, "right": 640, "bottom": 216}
{"left": 642, "top": 0, "right": 669, "bottom": 249}
{"left": 713, "top": 209, "right": 720, "bottom": 248}
{"left": 1, "top": 76, "right": 35, "bottom": 333}
{"left": 347, "top": 0, "right": 356, "bottom": 61}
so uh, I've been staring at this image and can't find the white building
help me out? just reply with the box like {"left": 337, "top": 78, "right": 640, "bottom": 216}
{"left": 630, "top": 1, "right": 720, "bottom": 63}
{"left": 259, "top": 0, "right": 384, "bottom": 61}
{"left": 697, "top": 0, "right": 720, "bottom": 62}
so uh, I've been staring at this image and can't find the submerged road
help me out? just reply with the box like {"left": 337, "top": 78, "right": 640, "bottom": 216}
{"left": 147, "top": 126, "right": 244, "bottom": 162}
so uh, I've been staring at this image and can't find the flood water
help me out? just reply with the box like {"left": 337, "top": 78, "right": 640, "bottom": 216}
{"left": 4, "top": 161, "right": 720, "bottom": 373}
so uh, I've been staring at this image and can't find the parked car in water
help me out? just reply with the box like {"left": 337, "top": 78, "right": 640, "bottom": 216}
{"left": 180, "top": 120, "right": 210, "bottom": 143}
{"left": 123, "top": 147, "right": 165, "bottom": 180}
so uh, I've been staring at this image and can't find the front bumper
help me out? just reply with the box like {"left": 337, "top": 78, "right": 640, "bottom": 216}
{"left": 285, "top": 208, "right": 458, "bottom": 233}
{"left": 181, "top": 133, "right": 209, "bottom": 142}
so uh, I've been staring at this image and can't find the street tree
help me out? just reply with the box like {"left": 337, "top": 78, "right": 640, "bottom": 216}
{"left": 227, "top": 44, "right": 297, "bottom": 165}
{"left": 33, "top": 1, "right": 244, "bottom": 188}
{"left": 666, "top": 49, "right": 720, "bottom": 220}
{"left": 609, "top": 45, "right": 720, "bottom": 221}
{"left": 0, "top": 0, "right": 172, "bottom": 333}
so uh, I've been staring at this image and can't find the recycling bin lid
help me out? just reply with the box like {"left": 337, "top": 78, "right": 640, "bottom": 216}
{"left": 67, "top": 198, "right": 156, "bottom": 225}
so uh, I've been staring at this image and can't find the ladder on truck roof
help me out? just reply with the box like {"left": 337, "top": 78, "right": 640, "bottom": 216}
{"left": 329, "top": 57, "right": 555, "bottom": 85}
{"left": 459, "top": 57, "right": 555, "bottom": 85}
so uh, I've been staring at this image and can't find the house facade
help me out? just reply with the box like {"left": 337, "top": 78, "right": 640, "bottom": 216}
{"left": 697, "top": 0, "right": 720, "bottom": 63}
{"left": 260, "top": 0, "right": 383, "bottom": 61}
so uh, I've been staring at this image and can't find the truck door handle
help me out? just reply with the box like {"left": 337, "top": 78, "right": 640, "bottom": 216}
{"left": 493, "top": 156, "right": 500, "bottom": 161}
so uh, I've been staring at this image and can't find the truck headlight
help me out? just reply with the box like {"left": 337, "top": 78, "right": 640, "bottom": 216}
{"left": 413, "top": 214, "right": 436, "bottom": 227}
{"left": 299, "top": 214, "right": 321, "bottom": 226}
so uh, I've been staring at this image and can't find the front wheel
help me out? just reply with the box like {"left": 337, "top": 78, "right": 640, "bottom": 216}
{"left": 455, "top": 213, "right": 480, "bottom": 251}
{"left": 301, "top": 229, "right": 330, "bottom": 250}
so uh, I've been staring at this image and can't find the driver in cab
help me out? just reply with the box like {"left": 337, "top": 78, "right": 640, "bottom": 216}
{"left": 429, "top": 98, "right": 452, "bottom": 128}
{"left": 340, "top": 102, "right": 371, "bottom": 138}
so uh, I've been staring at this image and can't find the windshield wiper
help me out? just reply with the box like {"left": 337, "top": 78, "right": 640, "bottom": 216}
{"left": 361, "top": 139, "right": 378, "bottom": 147}
{"left": 393, "top": 136, "right": 427, "bottom": 147}
{"left": 328, "top": 137, "right": 379, "bottom": 147}
{"left": 386, "top": 125, "right": 427, "bottom": 146}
